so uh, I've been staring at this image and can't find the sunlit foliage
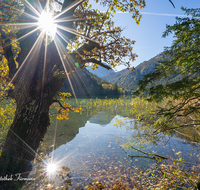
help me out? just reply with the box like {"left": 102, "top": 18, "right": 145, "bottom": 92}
{"left": 97, "top": 0, "right": 146, "bottom": 24}
{"left": 50, "top": 92, "right": 82, "bottom": 121}
{"left": 0, "top": 99, "right": 16, "bottom": 154}
{"left": 66, "top": 1, "right": 137, "bottom": 70}
{"left": 0, "top": 0, "right": 22, "bottom": 68}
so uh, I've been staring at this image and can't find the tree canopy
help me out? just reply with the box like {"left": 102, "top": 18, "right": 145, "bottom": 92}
{"left": 134, "top": 7, "right": 200, "bottom": 131}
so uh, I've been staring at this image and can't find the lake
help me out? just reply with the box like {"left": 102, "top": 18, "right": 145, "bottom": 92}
{"left": 24, "top": 100, "right": 200, "bottom": 189}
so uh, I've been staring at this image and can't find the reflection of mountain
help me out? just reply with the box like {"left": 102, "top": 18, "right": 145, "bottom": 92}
{"left": 89, "top": 111, "right": 115, "bottom": 125}
{"left": 44, "top": 109, "right": 117, "bottom": 151}
{"left": 44, "top": 108, "right": 117, "bottom": 150}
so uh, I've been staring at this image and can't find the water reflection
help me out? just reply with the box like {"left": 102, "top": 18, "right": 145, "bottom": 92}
{"left": 89, "top": 110, "right": 115, "bottom": 125}
{"left": 24, "top": 110, "right": 200, "bottom": 189}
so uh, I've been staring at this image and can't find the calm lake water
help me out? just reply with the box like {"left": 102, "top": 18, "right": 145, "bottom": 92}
{"left": 24, "top": 101, "right": 200, "bottom": 189}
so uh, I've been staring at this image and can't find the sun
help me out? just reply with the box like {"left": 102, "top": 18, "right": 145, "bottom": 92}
{"left": 46, "top": 163, "right": 57, "bottom": 174}
{"left": 38, "top": 11, "right": 57, "bottom": 38}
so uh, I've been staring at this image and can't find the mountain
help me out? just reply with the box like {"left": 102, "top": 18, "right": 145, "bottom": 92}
{"left": 103, "top": 52, "right": 166, "bottom": 90}
{"left": 86, "top": 63, "right": 115, "bottom": 78}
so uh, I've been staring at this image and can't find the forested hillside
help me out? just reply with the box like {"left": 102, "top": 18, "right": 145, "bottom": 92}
{"left": 61, "top": 67, "right": 125, "bottom": 97}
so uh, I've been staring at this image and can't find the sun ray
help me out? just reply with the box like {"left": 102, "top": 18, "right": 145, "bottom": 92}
{"left": 70, "top": 69, "right": 94, "bottom": 97}
{"left": 53, "top": 34, "right": 76, "bottom": 77}
{"left": 41, "top": 32, "right": 48, "bottom": 101}
{"left": 55, "top": 146, "right": 82, "bottom": 165}
{"left": 0, "top": 29, "right": 44, "bottom": 101}
{"left": 22, "top": 169, "right": 48, "bottom": 189}
{"left": 53, "top": 35, "right": 79, "bottom": 106}
{"left": 46, "top": 0, "right": 50, "bottom": 12}
{"left": 53, "top": 0, "right": 84, "bottom": 20}
{"left": 56, "top": 30, "right": 82, "bottom": 58}
{"left": 23, "top": 0, "right": 42, "bottom": 17}
{"left": 55, "top": 136, "right": 97, "bottom": 165}
{"left": 54, "top": 17, "right": 86, "bottom": 24}
{"left": 4, "top": 3, "right": 39, "bottom": 21}
{"left": 0, "top": 22, "right": 37, "bottom": 27}
{"left": 2, "top": 27, "right": 40, "bottom": 50}
{"left": 57, "top": 30, "right": 94, "bottom": 97}
{"left": 56, "top": 29, "right": 102, "bottom": 98}
{"left": 14, "top": 8, "right": 39, "bottom": 21}
{"left": 51, "top": 117, "right": 58, "bottom": 165}
{"left": 13, "top": 23, "right": 38, "bottom": 31}
{"left": 15, "top": 34, "right": 45, "bottom": 104}
{"left": 10, "top": 129, "right": 48, "bottom": 165}
{"left": 8, "top": 31, "right": 44, "bottom": 88}
{"left": 20, "top": 11, "right": 40, "bottom": 21}
{"left": 57, "top": 25, "right": 99, "bottom": 44}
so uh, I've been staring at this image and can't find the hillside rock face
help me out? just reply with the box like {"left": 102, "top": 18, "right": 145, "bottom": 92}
{"left": 103, "top": 52, "right": 165, "bottom": 90}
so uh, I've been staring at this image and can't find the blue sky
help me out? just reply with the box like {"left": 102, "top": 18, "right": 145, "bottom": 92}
{"left": 91, "top": 0, "right": 199, "bottom": 71}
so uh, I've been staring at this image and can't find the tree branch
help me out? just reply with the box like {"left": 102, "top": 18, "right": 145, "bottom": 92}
{"left": 169, "top": 0, "right": 175, "bottom": 8}
{"left": 52, "top": 99, "right": 73, "bottom": 112}
{"left": 55, "top": 0, "right": 63, "bottom": 6}
{"left": 83, "top": 58, "right": 111, "bottom": 70}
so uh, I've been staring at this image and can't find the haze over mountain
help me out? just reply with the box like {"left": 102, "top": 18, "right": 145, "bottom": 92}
{"left": 86, "top": 63, "right": 115, "bottom": 78}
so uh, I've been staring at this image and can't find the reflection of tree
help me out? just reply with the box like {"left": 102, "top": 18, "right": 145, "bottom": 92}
{"left": 120, "top": 145, "right": 168, "bottom": 160}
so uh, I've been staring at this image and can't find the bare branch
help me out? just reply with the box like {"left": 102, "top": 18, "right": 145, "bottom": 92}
{"left": 169, "top": 0, "right": 175, "bottom": 8}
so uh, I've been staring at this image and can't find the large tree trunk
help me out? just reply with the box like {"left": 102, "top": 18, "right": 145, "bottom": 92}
{"left": 0, "top": 0, "right": 78, "bottom": 189}
{"left": 0, "top": 35, "right": 66, "bottom": 190}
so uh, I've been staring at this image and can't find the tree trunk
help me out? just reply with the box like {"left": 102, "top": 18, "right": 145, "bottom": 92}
{"left": 0, "top": 3, "right": 65, "bottom": 190}
{"left": 0, "top": 34, "right": 66, "bottom": 189}
{"left": 0, "top": 0, "right": 81, "bottom": 189}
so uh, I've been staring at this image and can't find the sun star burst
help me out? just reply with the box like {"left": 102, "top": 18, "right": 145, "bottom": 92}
{"left": 46, "top": 163, "right": 57, "bottom": 174}
{"left": 38, "top": 11, "right": 57, "bottom": 38}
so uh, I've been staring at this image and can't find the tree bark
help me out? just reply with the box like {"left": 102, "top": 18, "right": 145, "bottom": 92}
{"left": 0, "top": 99, "right": 50, "bottom": 189}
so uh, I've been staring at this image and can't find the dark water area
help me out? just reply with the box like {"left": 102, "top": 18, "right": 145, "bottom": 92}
{"left": 23, "top": 100, "right": 200, "bottom": 189}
